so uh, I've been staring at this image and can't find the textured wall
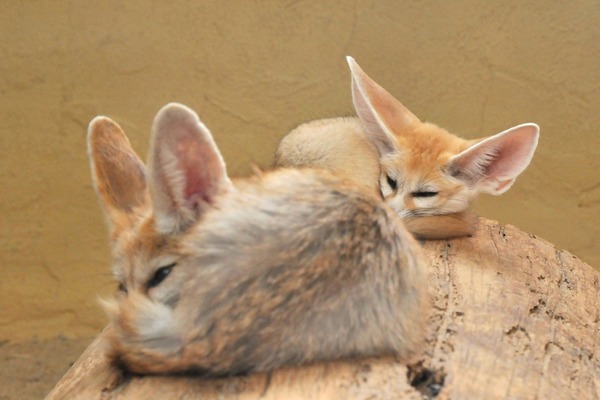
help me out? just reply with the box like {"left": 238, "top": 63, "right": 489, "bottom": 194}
{"left": 1, "top": 1, "right": 599, "bottom": 341}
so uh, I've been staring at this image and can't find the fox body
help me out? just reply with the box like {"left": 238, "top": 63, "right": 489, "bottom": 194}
{"left": 88, "top": 103, "right": 428, "bottom": 375}
{"left": 275, "top": 57, "right": 539, "bottom": 239}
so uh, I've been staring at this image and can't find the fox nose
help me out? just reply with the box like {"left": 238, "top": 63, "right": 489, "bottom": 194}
{"left": 402, "top": 194, "right": 415, "bottom": 210}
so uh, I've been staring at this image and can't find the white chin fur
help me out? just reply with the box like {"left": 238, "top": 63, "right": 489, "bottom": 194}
{"left": 135, "top": 297, "right": 177, "bottom": 338}
{"left": 119, "top": 293, "right": 182, "bottom": 352}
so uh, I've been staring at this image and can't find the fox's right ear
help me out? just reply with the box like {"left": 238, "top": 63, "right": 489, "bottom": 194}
{"left": 347, "top": 56, "right": 421, "bottom": 156}
{"left": 447, "top": 123, "right": 540, "bottom": 195}
{"left": 88, "top": 117, "right": 148, "bottom": 229}
{"left": 148, "top": 103, "right": 232, "bottom": 235}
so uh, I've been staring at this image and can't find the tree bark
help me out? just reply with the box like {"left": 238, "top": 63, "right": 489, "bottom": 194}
{"left": 45, "top": 218, "right": 600, "bottom": 399}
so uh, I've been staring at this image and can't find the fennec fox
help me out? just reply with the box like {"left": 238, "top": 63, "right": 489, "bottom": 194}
{"left": 275, "top": 57, "right": 539, "bottom": 239}
{"left": 88, "top": 102, "right": 428, "bottom": 375}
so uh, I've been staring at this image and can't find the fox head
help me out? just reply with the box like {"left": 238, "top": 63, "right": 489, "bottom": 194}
{"left": 347, "top": 57, "right": 539, "bottom": 219}
{"left": 88, "top": 103, "right": 234, "bottom": 347}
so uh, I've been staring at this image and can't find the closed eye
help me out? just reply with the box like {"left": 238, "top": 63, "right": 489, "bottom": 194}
{"left": 412, "top": 191, "right": 438, "bottom": 198}
{"left": 147, "top": 263, "right": 176, "bottom": 290}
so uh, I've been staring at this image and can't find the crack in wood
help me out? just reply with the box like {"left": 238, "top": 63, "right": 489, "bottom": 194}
{"left": 555, "top": 250, "right": 576, "bottom": 292}
{"left": 503, "top": 324, "right": 532, "bottom": 358}
{"left": 488, "top": 225, "right": 500, "bottom": 260}
{"left": 499, "top": 225, "right": 508, "bottom": 242}
{"left": 529, "top": 298, "right": 547, "bottom": 317}
{"left": 406, "top": 362, "right": 445, "bottom": 399}
{"left": 424, "top": 240, "right": 461, "bottom": 397}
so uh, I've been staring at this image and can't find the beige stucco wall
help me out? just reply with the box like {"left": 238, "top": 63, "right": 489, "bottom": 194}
{"left": 1, "top": 1, "right": 599, "bottom": 342}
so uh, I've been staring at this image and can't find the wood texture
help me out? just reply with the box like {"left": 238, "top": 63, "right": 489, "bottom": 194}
{"left": 45, "top": 218, "right": 600, "bottom": 399}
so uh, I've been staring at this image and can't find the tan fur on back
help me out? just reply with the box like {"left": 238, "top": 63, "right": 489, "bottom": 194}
{"left": 275, "top": 118, "right": 477, "bottom": 239}
{"left": 275, "top": 117, "right": 381, "bottom": 195}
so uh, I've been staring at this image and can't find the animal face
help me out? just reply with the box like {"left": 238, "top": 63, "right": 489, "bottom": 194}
{"left": 88, "top": 104, "right": 232, "bottom": 309}
{"left": 347, "top": 57, "right": 539, "bottom": 217}
{"left": 377, "top": 123, "right": 474, "bottom": 218}
{"left": 109, "top": 217, "right": 185, "bottom": 306}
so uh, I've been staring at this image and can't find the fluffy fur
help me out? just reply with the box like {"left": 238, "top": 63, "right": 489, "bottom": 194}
{"left": 275, "top": 57, "right": 539, "bottom": 239}
{"left": 88, "top": 103, "right": 428, "bottom": 375}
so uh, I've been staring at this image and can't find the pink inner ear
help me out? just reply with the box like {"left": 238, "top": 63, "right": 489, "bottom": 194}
{"left": 483, "top": 142, "right": 513, "bottom": 178}
{"left": 176, "top": 133, "right": 220, "bottom": 208}
{"left": 352, "top": 75, "right": 391, "bottom": 148}
{"left": 149, "top": 102, "right": 230, "bottom": 234}
{"left": 482, "top": 127, "right": 537, "bottom": 181}
{"left": 349, "top": 58, "right": 420, "bottom": 133}
{"left": 448, "top": 124, "right": 538, "bottom": 196}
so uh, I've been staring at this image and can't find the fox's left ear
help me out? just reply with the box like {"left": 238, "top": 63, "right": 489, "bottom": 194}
{"left": 446, "top": 123, "right": 540, "bottom": 195}
{"left": 347, "top": 56, "right": 421, "bottom": 156}
{"left": 147, "top": 103, "right": 233, "bottom": 235}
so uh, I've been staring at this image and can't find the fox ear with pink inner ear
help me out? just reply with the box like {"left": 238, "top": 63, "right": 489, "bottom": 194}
{"left": 147, "top": 103, "right": 233, "bottom": 235}
{"left": 346, "top": 55, "right": 420, "bottom": 156}
{"left": 446, "top": 123, "right": 540, "bottom": 195}
{"left": 87, "top": 116, "right": 148, "bottom": 230}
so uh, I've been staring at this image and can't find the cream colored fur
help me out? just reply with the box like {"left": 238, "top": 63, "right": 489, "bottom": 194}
{"left": 275, "top": 57, "right": 540, "bottom": 240}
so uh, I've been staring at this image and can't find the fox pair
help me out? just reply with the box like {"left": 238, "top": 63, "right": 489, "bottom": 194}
{"left": 88, "top": 57, "right": 539, "bottom": 375}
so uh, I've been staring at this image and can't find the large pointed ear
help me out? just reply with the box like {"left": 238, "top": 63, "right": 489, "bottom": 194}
{"left": 347, "top": 56, "right": 421, "bottom": 155}
{"left": 147, "top": 103, "right": 232, "bottom": 235}
{"left": 446, "top": 123, "right": 540, "bottom": 195}
{"left": 88, "top": 116, "right": 148, "bottom": 229}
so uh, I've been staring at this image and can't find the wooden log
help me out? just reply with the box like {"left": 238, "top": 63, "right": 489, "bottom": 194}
{"left": 45, "top": 218, "right": 600, "bottom": 399}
